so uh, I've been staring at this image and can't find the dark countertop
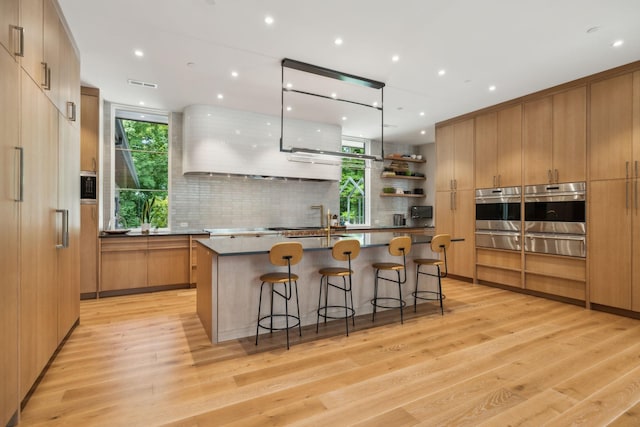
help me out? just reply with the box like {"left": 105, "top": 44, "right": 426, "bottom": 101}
{"left": 196, "top": 232, "right": 440, "bottom": 257}
{"left": 99, "top": 229, "right": 209, "bottom": 238}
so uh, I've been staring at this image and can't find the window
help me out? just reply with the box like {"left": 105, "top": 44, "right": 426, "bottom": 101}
{"left": 114, "top": 109, "right": 169, "bottom": 229}
{"left": 340, "top": 138, "right": 369, "bottom": 225}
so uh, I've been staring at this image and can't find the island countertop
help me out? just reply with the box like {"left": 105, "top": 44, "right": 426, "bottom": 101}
{"left": 196, "top": 232, "right": 438, "bottom": 257}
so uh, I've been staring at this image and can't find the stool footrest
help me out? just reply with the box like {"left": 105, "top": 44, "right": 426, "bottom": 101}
{"left": 371, "top": 297, "right": 406, "bottom": 310}
{"left": 317, "top": 305, "right": 355, "bottom": 321}
{"left": 412, "top": 290, "right": 446, "bottom": 301}
{"left": 257, "top": 314, "right": 301, "bottom": 332}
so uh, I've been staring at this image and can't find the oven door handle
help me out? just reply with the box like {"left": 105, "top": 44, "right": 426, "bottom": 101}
{"left": 525, "top": 233, "right": 585, "bottom": 241}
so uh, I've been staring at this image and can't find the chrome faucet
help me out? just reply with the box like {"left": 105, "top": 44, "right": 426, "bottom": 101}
{"left": 311, "top": 204, "right": 324, "bottom": 228}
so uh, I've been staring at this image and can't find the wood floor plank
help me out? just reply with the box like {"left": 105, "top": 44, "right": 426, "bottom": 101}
{"left": 17, "top": 282, "right": 640, "bottom": 426}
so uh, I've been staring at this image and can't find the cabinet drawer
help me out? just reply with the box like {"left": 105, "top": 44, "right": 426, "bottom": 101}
{"left": 477, "top": 265, "right": 522, "bottom": 288}
{"left": 525, "top": 253, "right": 585, "bottom": 281}
{"left": 525, "top": 273, "right": 585, "bottom": 301}
{"left": 101, "top": 236, "right": 147, "bottom": 252}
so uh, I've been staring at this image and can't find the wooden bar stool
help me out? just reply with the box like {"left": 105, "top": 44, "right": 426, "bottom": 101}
{"left": 317, "top": 239, "right": 361, "bottom": 336}
{"left": 255, "top": 242, "right": 303, "bottom": 350}
{"left": 371, "top": 235, "right": 412, "bottom": 324}
{"left": 413, "top": 234, "right": 450, "bottom": 315}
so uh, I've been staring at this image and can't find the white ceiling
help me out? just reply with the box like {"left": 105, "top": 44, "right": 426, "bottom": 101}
{"left": 58, "top": 0, "right": 640, "bottom": 144}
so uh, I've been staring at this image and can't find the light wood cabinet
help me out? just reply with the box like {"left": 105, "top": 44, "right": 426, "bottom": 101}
{"left": 435, "top": 119, "right": 474, "bottom": 278}
{"left": 19, "top": 72, "right": 60, "bottom": 400}
{"left": 147, "top": 237, "right": 190, "bottom": 287}
{"left": 435, "top": 189, "right": 475, "bottom": 278}
{"left": 524, "top": 253, "right": 585, "bottom": 301}
{"left": 0, "top": 45, "right": 20, "bottom": 427}
{"left": 100, "top": 235, "right": 196, "bottom": 293}
{"left": 523, "top": 87, "right": 586, "bottom": 185}
{"left": 19, "top": 0, "right": 44, "bottom": 86}
{"left": 475, "top": 105, "right": 522, "bottom": 188}
{"left": 0, "top": 0, "right": 19, "bottom": 57}
{"left": 476, "top": 248, "right": 522, "bottom": 288}
{"left": 80, "top": 87, "right": 99, "bottom": 172}
{"left": 589, "top": 71, "right": 640, "bottom": 311}
{"left": 435, "top": 119, "right": 474, "bottom": 192}
{"left": 80, "top": 204, "right": 98, "bottom": 296}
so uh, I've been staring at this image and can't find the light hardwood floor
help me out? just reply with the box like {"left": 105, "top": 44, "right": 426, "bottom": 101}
{"left": 18, "top": 279, "right": 640, "bottom": 426}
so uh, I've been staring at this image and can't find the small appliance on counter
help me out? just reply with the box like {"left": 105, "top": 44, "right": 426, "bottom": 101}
{"left": 410, "top": 205, "right": 433, "bottom": 227}
{"left": 393, "top": 214, "right": 406, "bottom": 226}
{"left": 80, "top": 171, "right": 97, "bottom": 204}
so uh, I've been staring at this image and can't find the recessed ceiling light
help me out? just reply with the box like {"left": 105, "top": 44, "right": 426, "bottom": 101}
{"left": 231, "top": 71, "right": 238, "bottom": 78}
{"left": 419, "top": 111, "right": 425, "bottom": 116}
{"left": 134, "top": 49, "right": 144, "bottom": 57}
{"left": 342, "top": 116, "right": 347, "bottom": 121}
{"left": 286, "top": 106, "right": 292, "bottom": 111}
{"left": 334, "top": 37, "right": 343, "bottom": 46}
{"left": 489, "top": 85, "right": 497, "bottom": 91}
{"left": 139, "top": 101, "right": 145, "bottom": 106}
{"left": 372, "top": 101, "right": 379, "bottom": 107}
{"left": 331, "top": 92, "right": 337, "bottom": 99}
{"left": 391, "top": 55, "right": 400, "bottom": 62}
{"left": 217, "top": 93, "right": 224, "bottom": 100}
{"left": 266, "top": 122, "right": 271, "bottom": 126}
{"left": 264, "top": 15, "right": 274, "bottom": 25}
{"left": 420, "top": 130, "right": 426, "bottom": 135}
{"left": 612, "top": 39, "right": 624, "bottom": 47}
{"left": 286, "top": 82, "right": 293, "bottom": 89}
{"left": 438, "top": 69, "right": 446, "bottom": 76}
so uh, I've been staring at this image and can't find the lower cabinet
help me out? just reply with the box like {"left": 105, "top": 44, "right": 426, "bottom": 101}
{"left": 80, "top": 204, "right": 99, "bottom": 296}
{"left": 524, "top": 253, "right": 585, "bottom": 301}
{"left": 100, "top": 235, "right": 198, "bottom": 294}
{"left": 476, "top": 248, "right": 522, "bottom": 288}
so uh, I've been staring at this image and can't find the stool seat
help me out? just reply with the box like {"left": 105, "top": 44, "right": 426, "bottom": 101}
{"left": 317, "top": 239, "right": 360, "bottom": 336}
{"left": 371, "top": 236, "right": 412, "bottom": 324}
{"left": 413, "top": 234, "right": 450, "bottom": 315}
{"left": 318, "top": 267, "right": 353, "bottom": 276}
{"left": 259, "top": 272, "right": 300, "bottom": 283}
{"left": 255, "top": 242, "right": 303, "bottom": 350}
{"left": 372, "top": 262, "right": 404, "bottom": 270}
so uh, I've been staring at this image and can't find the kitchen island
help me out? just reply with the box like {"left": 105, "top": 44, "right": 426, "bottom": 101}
{"left": 196, "top": 231, "right": 444, "bottom": 343}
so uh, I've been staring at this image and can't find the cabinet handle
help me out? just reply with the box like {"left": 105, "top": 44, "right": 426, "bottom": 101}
{"left": 56, "top": 209, "right": 69, "bottom": 249}
{"left": 635, "top": 179, "right": 638, "bottom": 213}
{"left": 14, "top": 147, "right": 24, "bottom": 202}
{"left": 41, "top": 62, "right": 51, "bottom": 90}
{"left": 547, "top": 169, "right": 552, "bottom": 184}
{"left": 626, "top": 180, "right": 630, "bottom": 210}
{"left": 13, "top": 26, "right": 24, "bottom": 57}
{"left": 626, "top": 161, "right": 630, "bottom": 179}
{"left": 453, "top": 191, "right": 457, "bottom": 211}
{"left": 635, "top": 160, "right": 638, "bottom": 179}
{"left": 554, "top": 169, "right": 559, "bottom": 184}
{"left": 67, "top": 101, "right": 77, "bottom": 122}
{"left": 454, "top": 179, "right": 457, "bottom": 190}
{"left": 92, "top": 157, "right": 97, "bottom": 172}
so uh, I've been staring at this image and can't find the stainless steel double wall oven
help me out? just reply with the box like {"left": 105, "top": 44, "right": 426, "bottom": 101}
{"left": 475, "top": 186, "right": 522, "bottom": 251}
{"left": 475, "top": 182, "right": 586, "bottom": 258}
{"left": 524, "top": 182, "right": 586, "bottom": 257}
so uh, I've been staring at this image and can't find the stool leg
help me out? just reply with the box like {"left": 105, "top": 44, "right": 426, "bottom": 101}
{"left": 284, "top": 282, "right": 290, "bottom": 350}
{"left": 414, "top": 265, "right": 420, "bottom": 313}
{"left": 316, "top": 276, "right": 323, "bottom": 333}
{"left": 437, "top": 267, "right": 444, "bottom": 316}
{"left": 372, "top": 270, "right": 379, "bottom": 322}
{"left": 342, "top": 276, "right": 349, "bottom": 336}
{"left": 349, "top": 277, "right": 356, "bottom": 327}
{"left": 397, "top": 270, "right": 404, "bottom": 324}
{"left": 269, "top": 283, "right": 274, "bottom": 334}
{"left": 294, "top": 280, "right": 302, "bottom": 337}
{"left": 255, "top": 281, "right": 265, "bottom": 346}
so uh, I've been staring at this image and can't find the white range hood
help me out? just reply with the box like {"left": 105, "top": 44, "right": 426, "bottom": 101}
{"left": 182, "top": 104, "right": 341, "bottom": 181}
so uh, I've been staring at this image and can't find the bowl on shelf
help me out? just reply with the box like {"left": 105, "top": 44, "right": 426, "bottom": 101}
{"left": 382, "top": 187, "right": 395, "bottom": 194}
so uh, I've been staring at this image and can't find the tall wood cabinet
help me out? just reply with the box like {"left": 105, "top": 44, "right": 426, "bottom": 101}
{"left": 435, "top": 119, "right": 475, "bottom": 278}
{"left": 0, "top": 36, "right": 20, "bottom": 427}
{"left": 0, "top": 0, "right": 80, "bottom": 419}
{"left": 475, "top": 105, "right": 522, "bottom": 188}
{"left": 589, "top": 71, "right": 640, "bottom": 311}
{"left": 523, "top": 87, "right": 586, "bottom": 185}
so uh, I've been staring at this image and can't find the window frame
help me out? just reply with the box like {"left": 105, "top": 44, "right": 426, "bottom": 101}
{"left": 108, "top": 104, "right": 171, "bottom": 231}
{"left": 340, "top": 136, "right": 371, "bottom": 227}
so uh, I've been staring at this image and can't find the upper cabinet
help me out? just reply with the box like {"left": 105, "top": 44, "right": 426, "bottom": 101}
{"left": 0, "top": 0, "right": 19, "bottom": 57}
{"left": 590, "top": 73, "right": 635, "bottom": 181}
{"left": 475, "top": 104, "right": 522, "bottom": 189}
{"left": 523, "top": 86, "right": 586, "bottom": 185}
{"left": 18, "top": 0, "right": 78, "bottom": 118}
{"left": 435, "top": 118, "right": 474, "bottom": 192}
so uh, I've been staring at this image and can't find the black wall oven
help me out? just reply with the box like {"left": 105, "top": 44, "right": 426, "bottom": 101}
{"left": 524, "top": 182, "right": 586, "bottom": 257}
{"left": 475, "top": 187, "right": 522, "bottom": 250}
